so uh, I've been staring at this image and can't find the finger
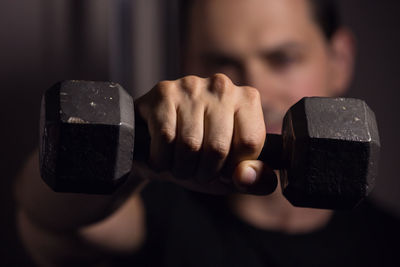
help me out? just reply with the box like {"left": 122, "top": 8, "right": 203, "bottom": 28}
{"left": 232, "top": 160, "right": 277, "bottom": 195}
{"left": 228, "top": 87, "right": 266, "bottom": 171}
{"left": 172, "top": 102, "right": 204, "bottom": 179}
{"left": 147, "top": 100, "right": 177, "bottom": 171}
{"left": 195, "top": 106, "right": 234, "bottom": 183}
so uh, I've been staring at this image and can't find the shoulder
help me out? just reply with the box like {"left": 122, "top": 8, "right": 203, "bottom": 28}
{"left": 338, "top": 199, "right": 400, "bottom": 230}
{"left": 329, "top": 198, "right": 400, "bottom": 264}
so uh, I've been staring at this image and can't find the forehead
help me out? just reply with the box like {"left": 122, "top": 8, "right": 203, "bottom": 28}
{"left": 189, "top": 0, "right": 321, "bottom": 53}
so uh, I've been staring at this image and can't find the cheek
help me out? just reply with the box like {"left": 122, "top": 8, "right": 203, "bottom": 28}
{"left": 258, "top": 57, "right": 332, "bottom": 125}
{"left": 283, "top": 59, "right": 332, "bottom": 104}
{"left": 291, "top": 70, "right": 329, "bottom": 99}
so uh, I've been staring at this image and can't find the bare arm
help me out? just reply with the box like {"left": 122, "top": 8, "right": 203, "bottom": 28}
{"left": 15, "top": 150, "right": 147, "bottom": 266}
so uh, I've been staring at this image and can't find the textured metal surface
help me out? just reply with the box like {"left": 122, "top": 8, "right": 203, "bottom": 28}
{"left": 280, "top": 97, "right": 380, "bottom": 209}
{"left": 39, "top": 81, "right": 134, "bottom": 194}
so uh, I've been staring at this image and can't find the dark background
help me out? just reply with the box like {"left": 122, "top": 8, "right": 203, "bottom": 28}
{"left": 0, "top": 0, "right": 399, "bottom": 265}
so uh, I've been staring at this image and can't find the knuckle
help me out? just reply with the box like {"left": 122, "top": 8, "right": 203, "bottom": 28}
{"left": 181, "top": 75, "right": 202, "bottom": 97}
{"left": 238, "top": 135, "right": 263, "bottom": 153}
{"left": 181, "top": 135, "right": 202, "bottom": 152}
{"left": 208, "top": 139, "right": 230, "bottom": 159}
{"left": 155, "top": 80, "right": 175, "bottom": 98}
{"left": 242, "top": 86, "right": 261, "bottom": 103}
{"left": 210, "top": 73, "right": 232, "bottom": 95}
{"left": 182, "top": 75, "right": 199, "bottom": 87}
{"left": 159, "top": 125, "right": 176, "bottom": 143}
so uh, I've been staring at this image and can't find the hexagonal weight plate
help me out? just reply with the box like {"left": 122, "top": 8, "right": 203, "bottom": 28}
{"left": 39, "top": 81, "right": 134, "bottom": 194}
{"left": 280, "top": 97, "right": 380, "bottom": 209}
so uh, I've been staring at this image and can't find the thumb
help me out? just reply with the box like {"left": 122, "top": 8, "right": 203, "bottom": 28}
{"left": 232, "top": 160, "right": 278, "bottom": 195}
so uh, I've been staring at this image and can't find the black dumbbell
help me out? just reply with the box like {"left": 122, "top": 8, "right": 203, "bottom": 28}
{"left": 39, "top": 80, "right": 380, "bottom": 209}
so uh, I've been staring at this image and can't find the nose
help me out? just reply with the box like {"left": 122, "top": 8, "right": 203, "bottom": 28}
{"left": 241, "top": 58, "right": 279, "bottom": 103}
{"left": 240, "top": 59, "right": 286, "bottom": 133}
{"left": 241, "top": 58, "right": 265, "bottom": 89}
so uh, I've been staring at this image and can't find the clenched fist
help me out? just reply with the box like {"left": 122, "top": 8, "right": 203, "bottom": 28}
{"left": 134, "top": 74, "right": 277, "bottom": 195}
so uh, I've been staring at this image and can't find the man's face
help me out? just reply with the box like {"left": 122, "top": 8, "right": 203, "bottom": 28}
{"left": 185, "top": 0, "right": 351, "bottom": 133}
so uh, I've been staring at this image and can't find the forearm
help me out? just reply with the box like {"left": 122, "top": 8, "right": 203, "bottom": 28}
{"left": 17, "top": 209, "right": 107, "bottom": 267}
{"left": 17, "top": 192, "right": 146, "bottom": 267}
{"left": 15, "top": 149, "right": 145, "bottom": 231}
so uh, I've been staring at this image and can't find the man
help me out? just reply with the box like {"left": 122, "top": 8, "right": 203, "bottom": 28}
{"left": 16, "top": 0, "right": 399, "bottom": 266}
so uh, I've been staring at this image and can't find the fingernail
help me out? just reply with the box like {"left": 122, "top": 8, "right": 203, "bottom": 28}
{"left": 243, "top": 166, "right": 257, "bottom": 184}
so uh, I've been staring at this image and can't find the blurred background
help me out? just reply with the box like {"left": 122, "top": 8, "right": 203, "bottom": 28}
{"left": 0, "top": 0, "right": 399, "bottom": 265}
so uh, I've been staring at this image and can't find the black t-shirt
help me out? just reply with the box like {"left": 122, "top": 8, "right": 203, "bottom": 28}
{"left": 113, "top": 181, "right": 400, "bottom": 267}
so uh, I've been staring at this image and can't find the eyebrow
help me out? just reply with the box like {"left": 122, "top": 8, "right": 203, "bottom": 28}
{"left": 201, "top": 41, "right": 308, "bottom": 62}
{"left": 261, "top": 42, "right": 308, "bottom": 59}
{"left": 265, "top": 42, "right": 307, "bottom": 53}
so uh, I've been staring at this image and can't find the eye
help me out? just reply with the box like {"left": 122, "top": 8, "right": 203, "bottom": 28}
{"left": 208, "top": 56, "right": 240, "bottom": 69}
{"left": 202, "top": 54, "right": 242, "bottom": 79}
{"left": 266, "top": 52, "right": 298, "bottom": 70}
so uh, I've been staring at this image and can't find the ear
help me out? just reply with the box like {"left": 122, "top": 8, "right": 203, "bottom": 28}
{"left": 327, "top": 28, "right": 356, "bottom": 96}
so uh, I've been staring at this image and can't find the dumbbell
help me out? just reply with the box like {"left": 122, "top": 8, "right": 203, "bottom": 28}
{"left": 39, "top": 80, "right": 380, "bottom": 209}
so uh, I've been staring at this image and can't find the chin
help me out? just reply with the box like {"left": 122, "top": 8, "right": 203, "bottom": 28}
{"left": 266, "top": 124, "right": 282, "bottom": 134}
{"left": 264, "top": 116, "right": 284, "bottom": 134}
{"left": 263, "top": 109, "right": 285, "bottom": 134}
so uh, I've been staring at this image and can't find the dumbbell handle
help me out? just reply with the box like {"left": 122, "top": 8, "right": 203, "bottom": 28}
{"left": 260, "top": 134, "right": 286, "bottom": 169}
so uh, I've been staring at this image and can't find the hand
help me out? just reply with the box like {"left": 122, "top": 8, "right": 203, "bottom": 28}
{"left": 134, "top": 74, "right": 277, "bottom": 195}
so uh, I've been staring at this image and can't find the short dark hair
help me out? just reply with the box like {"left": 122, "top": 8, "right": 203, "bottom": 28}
{"left": 309, "top": 0, "right": 341, "bottom": 40}
{"left": 178, "top": 0, "right": 341, "bottom": 46}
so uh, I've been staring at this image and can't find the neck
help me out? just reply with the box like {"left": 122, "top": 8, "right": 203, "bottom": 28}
{"left": 229, "top": 177, "right": 333, "bottom": 234}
